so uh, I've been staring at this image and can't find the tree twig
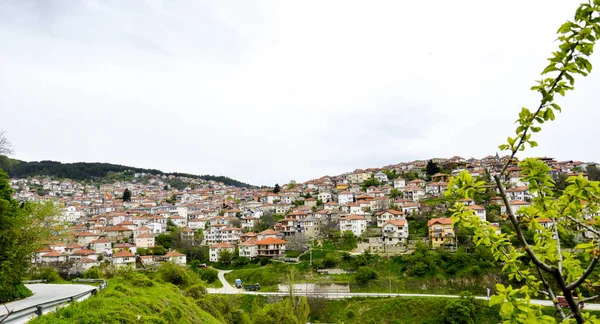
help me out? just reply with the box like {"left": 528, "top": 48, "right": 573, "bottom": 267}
{"left": 537, "top": 266, "right": 566, "bottom": 320}
{"left": 494, "top": 175, "right": 555, "bottom": 273}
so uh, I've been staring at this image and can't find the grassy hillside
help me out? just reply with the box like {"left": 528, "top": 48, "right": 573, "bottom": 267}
{"left": 29, "top": 275, "right": 222, "bottom": 324}
{"left": 0, "top": 155, "right": 252, "bottom": 188}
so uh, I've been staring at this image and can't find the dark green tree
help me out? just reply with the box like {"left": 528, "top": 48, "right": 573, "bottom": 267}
{"left": 587, "top": 165, "right": 600, "bottom": 181}
{"left": 425, "top": 160, "right": 441, "bottom": 176}
{"left": 122, "top": 188, "right": 132, "bottom": 202}
{"left": 0, "top": 170, "right": 56, "bottom": 302}
{"left": 273, "top": 184, "right": 281, "bottom": 194}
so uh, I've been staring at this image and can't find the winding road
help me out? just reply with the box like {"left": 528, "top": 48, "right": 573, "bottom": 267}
{"left": 0, "top": 284, "right": 97, "bottom": 323}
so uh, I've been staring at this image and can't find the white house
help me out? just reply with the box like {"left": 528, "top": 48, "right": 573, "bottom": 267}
{"left": 164, "top": 250, "right": 186, "bottom": 265}
{"left": 501, "top": 200, "right": 532, "bottom": 216}
{"left": 337, "top": 191, "right": 354, "bottom": 206}
{"left": 188, "top": 218, "right": 207, "bottom": 231}
{"left": 374, "top": 171, "right": 388, "bottom": 183}
{"left": 381, "top": 220, "right": 409, "bottom": 244}
{"left": 134, "top": 233, "right": 155, "bottom": 248}
{"left": 466, "top": 205, "right": 487, "bottom": 222}
{"left": 375, "top": 209, "right": 406, "bottom": 227}
{"left": 339, "top": 214, "right": 367, "bottom": 237}
{"left": 112, "top": 249, "right": 136, "bottom": 268}
{"left": 393, "top": 178, "right": 406, "bottom": 189}
{"left": 209, "top": 242, "right": 235, "bottom": 262}
{"left": 238, "top": 240, "right": 258, "bottom": 258}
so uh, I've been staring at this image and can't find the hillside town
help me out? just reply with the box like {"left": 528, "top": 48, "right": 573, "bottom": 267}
{"left": 11, "top": 155, "right": 599, "bottom": 275}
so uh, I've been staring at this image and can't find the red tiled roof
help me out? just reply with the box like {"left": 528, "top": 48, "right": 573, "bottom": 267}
{"left": 210, "top": 242, "right": 234, "bottom": 249}
{"left": 383, "top": 220, "right": 407, "bottom": 226}
{"left": 113, "top": 249, "right": 135, "bottom": 258}
{"left": 427, "top": 218, "right": 453, "bottom": 226}
{"left": 255, "top": 237, "right": 287, "bottom": 245}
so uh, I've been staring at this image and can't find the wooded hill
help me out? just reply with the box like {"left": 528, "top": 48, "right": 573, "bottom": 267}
{"left": 0, "top": 155, "right": 252, "bottom": 188}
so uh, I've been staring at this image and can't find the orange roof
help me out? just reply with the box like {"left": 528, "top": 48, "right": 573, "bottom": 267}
{"left": 377, "top": 209, "right": 404, "bottom": 216}
{"left": 259, "top": 229, "right": 280, "bottom": 235}
{"left": 239, "top": 240, "right": 257, "bottom": 246}
{"left": 383, "top": 220, "right": 407, "bottom": 226}
{"left": 113, "top": 249, "right": 135, "bottom": 258}
{"left": 210, "top": 242, "right": 234, "bottom": 249}
{"left": 341, "top": 214, "right": 366, "bottom": 220}
{"left": 136, "top": 233, "right": 155, "bottom": 238}
{"left": 42, "top": 250, "right": 65, "bottom": 257}
{"left": 164, "top": 251, "right": 185, "bottom": 258}
{"left": 76, "top": 231, "right": 99, "bottom": 237}
{"left": 466, "top": 205, "right": 485, "bottom": 210}
{"left": 427, "top": 218, "right": 453, "bottom": 226}
{"left": 73, "top": 249, "right": 96, "bottom": 255}
{"left": 255, "top": 237, "right": 287, "bottom": 245}
{"left": 509, "top": 200, "right": 530, "bottom": 205}
{"left": 105, "top": 225, "right": 132, "bottom": 232}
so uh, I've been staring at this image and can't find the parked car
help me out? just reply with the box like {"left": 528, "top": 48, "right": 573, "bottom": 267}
{"left": 557, "top": 296, "right": 585, "bottom": 309}
{"left": 244, "top": 283, "right": 261, "bottom": 291}
{"left": 235, "top": 279, "right": 242, "bottom": 289}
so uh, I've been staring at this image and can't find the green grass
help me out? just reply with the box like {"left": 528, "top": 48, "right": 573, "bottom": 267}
{"left": 30, "top": 275, "right": 221, "bottom": 324}
{"left": 284, "top": 250, "right": 300, "bottom": 258}
{"left": 309, "top": 296, "right": 501, "bottom": 324}
{"left": 224, "top": 262, "right": 312, "bottom": 291}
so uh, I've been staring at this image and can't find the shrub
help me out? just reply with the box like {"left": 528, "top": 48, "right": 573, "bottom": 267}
{"left": 259, "top": 258, "right": 270, "bottom": 266}
{"left": 83, "top": 268, "right": 102, "bottom": 279}
{"left": 322, "top": 254, "right": 339, "bottom": 268}
{"left": 158, "top": 262, "right": 197, "bottom": 287}
{"left": 0, "top": 283, "right": 32, "bottom": 303}
{"left": 185, "top": 284, "right": 207, "bottom": 299}
{"left": 31, "top": 267, "right": 61, "bottom": 282}
{"left": 355, "top": 266, "right": 377, "bottom": 285}
{"left": 127, "top": 272, "right": 154, "bottom": 287}
{"left": 199, "top": 268, "right": 218, "bottom": 283}
{"left": 346, "top": 309, "right": 355, "bottom": 319}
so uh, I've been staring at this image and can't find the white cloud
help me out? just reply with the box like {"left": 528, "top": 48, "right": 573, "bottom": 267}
{"left": 1, "top": 0, "right": 599, "bottom": 186}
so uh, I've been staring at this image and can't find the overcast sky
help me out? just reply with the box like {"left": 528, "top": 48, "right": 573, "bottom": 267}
{"left": 1, "top": 0, "right": 599, "bottom": 186}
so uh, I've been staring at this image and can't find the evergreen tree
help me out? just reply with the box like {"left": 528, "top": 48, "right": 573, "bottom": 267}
{"left": 273, "top": 183, "right": 281, "bottom": 194}
{"left": 425, "top": 160, "right": 441, "bottom": 176}
{"left": 122, "top": 188, "right": 132, "bottom": 202}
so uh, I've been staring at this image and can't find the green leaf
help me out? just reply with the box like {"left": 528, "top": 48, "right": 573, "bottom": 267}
{"left": 542, "top": 65, "right": 557, "bottom": 74}
{"left": 489, "top": 294, "right": 505, "bottom": 306}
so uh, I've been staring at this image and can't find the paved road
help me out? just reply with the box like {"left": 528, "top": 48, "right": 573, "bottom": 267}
{"left": 0, "top": 284, "right": 97, "bottom": 322}
{"left": 206, "top": 270, "right": 236, "bottom": 294}
{"left": 207, "top": 273, "right": 600, "bottom": 311}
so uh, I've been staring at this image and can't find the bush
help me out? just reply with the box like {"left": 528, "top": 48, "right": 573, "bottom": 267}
{"left": 185, "top": 284, "right": 207, "bottom": 299}
{"left": 322, "top": 254, "right": 339, "bottom": 268}
{"left": 355, "top": 266, "right": 377, "bottom": 285}
{"left": 158, "top": 262, "right": 197, "bottom": 287}
{"left": 0, "top": 283, "right": 32, "bottom": 303}
{"left": 259, "top": 258, "right": 270, "bottom": 266}
{"left": 199, "top": 268, "right": 218, "bottom": 283}
{"left": 83, "top": 268, "right": 102, "bottom": 279}
{"left": 31, "top": 267, "right": 62, "bottom": 282}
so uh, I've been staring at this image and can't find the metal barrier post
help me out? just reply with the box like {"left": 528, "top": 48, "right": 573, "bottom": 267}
{"left": 36, "top": 305, "right": 43, "bottom": 317}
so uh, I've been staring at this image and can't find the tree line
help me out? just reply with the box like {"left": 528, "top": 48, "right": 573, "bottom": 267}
{"left": 0, "top": 156, "right": 252, "bottom": 188}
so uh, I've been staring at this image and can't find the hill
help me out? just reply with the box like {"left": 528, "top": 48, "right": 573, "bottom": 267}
{"left": 0, "top": 156, "right": 252, "bottom": 188}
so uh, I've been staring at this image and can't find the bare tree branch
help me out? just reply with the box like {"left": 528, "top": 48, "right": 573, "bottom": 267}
{"left": 0, "top": 129, "right": 13, "bottom": 155}
{"left": 580, "top": 294, "right": 600, "bottom": 303}
{"left": 537, "top": 266, "right": 566, "bottom": 320}
{"left": 566, "top": 215, "right": 600, "bottom": 237}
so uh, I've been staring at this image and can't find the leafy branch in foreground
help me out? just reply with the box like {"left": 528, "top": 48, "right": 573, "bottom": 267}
{"left": 447, "top": 2, "right": 600, "bottom": 323}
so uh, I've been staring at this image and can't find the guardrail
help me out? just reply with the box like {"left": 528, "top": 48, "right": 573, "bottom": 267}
{"left": 1, "top": 279, "right": 108, "bottom": 324}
